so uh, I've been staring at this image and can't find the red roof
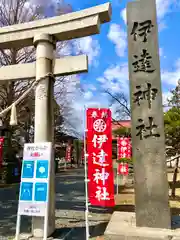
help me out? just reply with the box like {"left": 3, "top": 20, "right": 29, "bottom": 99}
{"left": 112, "top": 120, "right": 131, "bottom": 131}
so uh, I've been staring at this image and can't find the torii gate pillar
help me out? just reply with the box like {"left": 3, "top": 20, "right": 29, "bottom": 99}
{"left": 0, "top": 3, "right": 112, "bottom": 238}
{"left": 32, "top": 34, "right": 56, "bottom": 237}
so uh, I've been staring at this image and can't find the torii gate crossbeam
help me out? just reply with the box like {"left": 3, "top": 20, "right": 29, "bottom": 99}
{"left": 0, "top": 3, "right": 112, "bottom": 239}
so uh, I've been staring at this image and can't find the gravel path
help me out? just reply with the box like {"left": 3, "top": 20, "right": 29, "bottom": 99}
{"left": 0, "top": 168, "right": 112, "bottom": 239}
{"left": 55, "top": 168, "right": 112, "bottom": 238}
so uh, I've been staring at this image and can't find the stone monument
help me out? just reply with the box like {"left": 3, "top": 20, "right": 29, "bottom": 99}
{"left": 104, "top": 0, "right": 174, "bottom": 239}
{"left": 127, "top": 0, "right": 171, "bottom": 229}
{"left": 0, "top": 3, "right": 111, "bottom": 238}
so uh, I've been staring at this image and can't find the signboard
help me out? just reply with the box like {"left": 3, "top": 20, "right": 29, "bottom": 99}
{"left": 117, "top": 163, "right": 129, "bottom": 175}
{"left": 117, "top": 137, "right": 131, "bottom": 159}
{"left": 86, "top": 108, "right": 115, "bottom": 207}
{"left": 17, "top": 142, "right": 52, "bottom": 217}
{"left": 65, "top": 144, "right": 71, "bottom": 162}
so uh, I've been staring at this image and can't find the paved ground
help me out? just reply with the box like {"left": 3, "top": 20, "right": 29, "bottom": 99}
{"left": 0, "top": 168, "right": 112, "bottom": 239}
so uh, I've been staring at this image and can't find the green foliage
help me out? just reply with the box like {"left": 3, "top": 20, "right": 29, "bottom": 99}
{"left": 164, "top": 107, "right": 180, "bottom": 156}
{"left": 116, "top": 157, "right": 133, "bottom": 164}
{"left": 164, "top": 81, "right": 180, "bottom": 156}
{"left": 168, "top": 80, "right": 180, "bottom": 107}
{"left": 116, "top": 158, "right": 134, "bottom": 174}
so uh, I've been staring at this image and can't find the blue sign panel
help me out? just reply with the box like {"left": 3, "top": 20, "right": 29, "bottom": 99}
{"left": 36, "top": 160, "right": 49, "bottom": 179}
{"left": 20, "top": 182, "right": 33, "bottom": 201}
{"left": 34, "top": 182, "right": 48, "bottom": 202}
{"left": 22, "top": 161, "right": 34, "bottom": 178}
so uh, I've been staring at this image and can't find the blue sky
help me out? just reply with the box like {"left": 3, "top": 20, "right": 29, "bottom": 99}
{"left": 63, "top": 0, "right": 180, "bottom": 105}
{"left": 33, "top": 0, "right": 180, "bottom": 135}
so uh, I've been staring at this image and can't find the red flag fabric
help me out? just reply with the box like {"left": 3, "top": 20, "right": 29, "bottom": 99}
{"left": 117, "top": 137, "right": 131, "bottom": 159}
{"left": 65, "top": 144, "right": 71, "bottom": 162}
{"left": 0, "top": 137, "right": 4, "bottom": 168}
{"left": 87, "top": 108, "right": 115, "bottom": 207}
{"left": 117, "top": 163, "right": 129, "bottom": 175}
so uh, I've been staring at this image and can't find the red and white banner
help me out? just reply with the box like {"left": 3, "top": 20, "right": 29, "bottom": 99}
{"left": 0, "top": 137, "right": 4, "bottom": 168}
{"left": 117, "top": 137, "right": 131, "bottom": 159}
{"left": 117, "top": 163, "right": 129, "bottom": 175}
{"left": 87, "top": 108, "right": 115, "bottom": 207}
{"left": 65, "top": 144, "right": 71, "bottom": 162}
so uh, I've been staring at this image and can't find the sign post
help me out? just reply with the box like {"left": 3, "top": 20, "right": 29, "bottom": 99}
{"left": 16, "top": 142, "right": 52, "bottom": 240}
{"left": 84, "top": 106, "right": 89, "bottom": 240}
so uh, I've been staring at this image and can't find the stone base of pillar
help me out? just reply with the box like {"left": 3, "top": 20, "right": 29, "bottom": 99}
{"left": 104, "top": 212, "right": 180, "bottom": 240}
{"left": 18, "top": 234, "right": 53, "bottom": 240}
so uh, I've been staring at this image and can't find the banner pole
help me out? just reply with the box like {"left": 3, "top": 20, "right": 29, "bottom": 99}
{"left": 84, "top": 106, "right": 89, "bottom": 240}
{"left": 15, "top": 214, "right": 21, "bottom": 240}
{"left": 116, "top": 137, "right": 119, "bottom": 195}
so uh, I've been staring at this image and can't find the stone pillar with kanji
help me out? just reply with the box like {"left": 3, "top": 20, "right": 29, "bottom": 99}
{"left": 127, "top": 0, "right": 171, "bottom": 229}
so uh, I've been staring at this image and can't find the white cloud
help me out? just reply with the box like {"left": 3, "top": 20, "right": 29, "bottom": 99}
{"left": 175, "top": 58, "right": 180, "bottom": 69}
{"left": 30, "top": 0, "right": 49, "bottom": 5}
{"left": 162, "top": 91, "right": 172, "bottom": 106}
{"left": 104, "top": 63, "right": 128, "bottom": 81}
{"left": 73, "top": 36, "right": 100, "bottom": 66}
{"left": 158, "top": 22, "right": 167, "bottom": 31}
{"left": 156, "top": 0, "right": 172, "bottom": 19}
{"left": 57, "top": 35, "right": 100, "bottom": 65}
{"left": 30, "top": 0, "right": 60, "bottom": 7}
{"left": 84, "top": 91, "right": 93, "bottom": 100}
{"left": 159, "top": 48, "right": 163, "bottom": 57}
{"left": 97, "top": 63, "right": 129, "bottom": 93}
{"left": 72, "top": 95, "right": 110, "bottom": 136}
{"left": 87, "top": 84, "right": 97, "bottom": 91}
{"left": 107, "top": 24, "right": 127, "bottom": 57}
{"left": 57, "top": 42, "right": 72, "bottom": 57}
{"left": 159, "top": 47, "right": 166, "bottom": 58}
{"left": 96, "top": 58, "right": 178, "bottom": 109}
{"left": 98, "top": 58, "right": 180, "bottom": 91}
{"left": 161, "top": 58, "right": 180, "bottom": 86}
{"left": 121, "top": 8, "right": 127, "bottom": 24}
{"left": 121, "top": 0, "right": 174, "bottom": 26}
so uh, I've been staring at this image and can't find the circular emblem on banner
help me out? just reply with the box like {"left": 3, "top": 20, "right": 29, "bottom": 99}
{"left": 93, "top": 119, "right": 106, "bottom": 132}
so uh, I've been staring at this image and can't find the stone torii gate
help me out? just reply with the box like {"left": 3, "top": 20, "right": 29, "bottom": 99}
{"left": 0, "top": 3, "right": 111, "bottom": 239}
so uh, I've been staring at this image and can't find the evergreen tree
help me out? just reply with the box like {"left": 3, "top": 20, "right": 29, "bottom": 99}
{"left": 164, "top": 80, "right": 180, "bottom": 156}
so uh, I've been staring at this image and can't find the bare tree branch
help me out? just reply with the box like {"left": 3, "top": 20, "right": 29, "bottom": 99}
{"left": 0, "top": 0, "right": 83, "bottom": 161}
{"left": 104, "top": 89, "right": 131, "bottom": 119}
